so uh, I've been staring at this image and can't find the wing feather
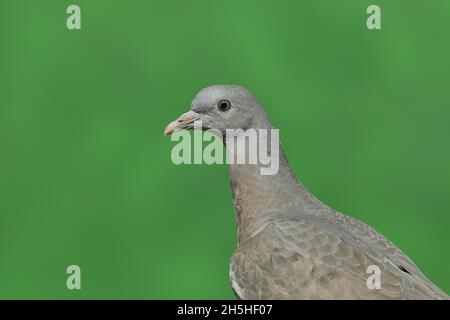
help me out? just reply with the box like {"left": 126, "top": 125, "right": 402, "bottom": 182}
{"left": 230, "top": 215, "right": 448, "bottom": 300}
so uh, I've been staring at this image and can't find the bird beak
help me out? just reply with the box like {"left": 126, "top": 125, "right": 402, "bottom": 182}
{"left": 164, "top": 110, "right": 201, "bottom": 136}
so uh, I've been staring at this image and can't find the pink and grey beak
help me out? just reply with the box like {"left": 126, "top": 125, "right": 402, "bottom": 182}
{"left": 164, "top": 110, "right": 201, "bottom": 136}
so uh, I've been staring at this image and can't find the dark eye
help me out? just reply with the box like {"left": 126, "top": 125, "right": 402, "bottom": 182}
{"left": 217, "top": 99, "right": 231, "bottom": 112}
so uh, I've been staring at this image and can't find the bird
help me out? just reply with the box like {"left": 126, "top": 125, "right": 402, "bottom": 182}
{"left": 163, "top": 84, "right": 449, "bottom": 300}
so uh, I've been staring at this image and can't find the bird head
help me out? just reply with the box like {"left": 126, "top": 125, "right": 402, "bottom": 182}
{"left": 164, "top": 85, "right": 268, "bottom": 136}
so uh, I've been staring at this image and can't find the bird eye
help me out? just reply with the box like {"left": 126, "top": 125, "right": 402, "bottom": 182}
{"left": 217, "top": 99, "right": 231, "bottom": 112}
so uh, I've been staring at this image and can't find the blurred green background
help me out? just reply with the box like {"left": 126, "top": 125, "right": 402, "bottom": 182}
{"left": 0, "top": 0, "right": 449, "bottom": 299}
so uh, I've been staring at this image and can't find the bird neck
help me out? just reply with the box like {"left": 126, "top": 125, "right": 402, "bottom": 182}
{"left": 227, "top": 136, "right": 313, "bottom": 244}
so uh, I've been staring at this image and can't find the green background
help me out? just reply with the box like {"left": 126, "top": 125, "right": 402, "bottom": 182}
{"left": 0, "top": 0, "right": 449, "bottom": 299}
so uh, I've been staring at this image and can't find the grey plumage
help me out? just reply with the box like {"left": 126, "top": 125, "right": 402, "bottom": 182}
{"left": 164, "top": 84, "right": 449, "bottom": 300}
